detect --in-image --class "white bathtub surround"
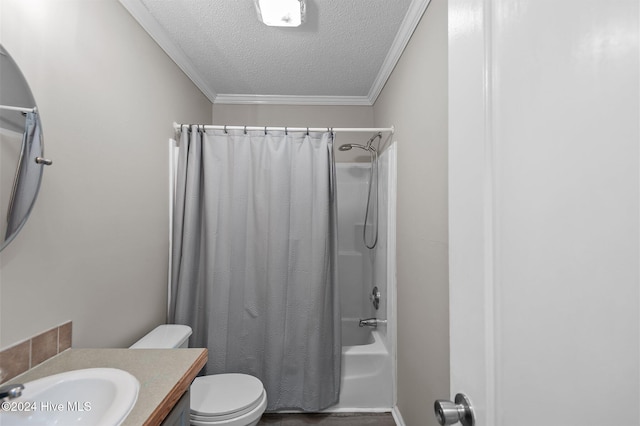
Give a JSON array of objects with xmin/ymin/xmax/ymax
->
[
  {"xmin": 336, "ymin": 163, "xmax": 376, "ymax": 321},
  {"xmin": 376, "ymin": 143, "xmax": 397, "ymax": 358},
  {"xmin": 330, "ymin": 142, "xmax": 397, "ymax": 412}
]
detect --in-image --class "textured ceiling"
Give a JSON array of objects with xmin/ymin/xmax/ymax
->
[{"xmin": 120, "ymin": 0, "xmax": 429, "ymax": 105}]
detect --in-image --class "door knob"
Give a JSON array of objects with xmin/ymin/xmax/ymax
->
[{"xmin": 434, "ymin": 393, "xmax": 475, "ymax": 426}]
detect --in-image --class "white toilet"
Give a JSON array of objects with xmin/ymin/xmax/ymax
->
[{"xmin": 130, "ymin": 325, "xmax": 267, "ymax": 426}]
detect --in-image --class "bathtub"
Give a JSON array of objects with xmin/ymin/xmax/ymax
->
[{"xmin": 327, "ymin": 319, "xmax": 394, "ymax": 411}]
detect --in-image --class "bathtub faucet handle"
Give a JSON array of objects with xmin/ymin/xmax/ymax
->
[{"xmin": 370, "ymin": 286, "xmax": 381, "ymax": 310}]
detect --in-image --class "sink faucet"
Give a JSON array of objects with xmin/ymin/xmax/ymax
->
[
  {"xmin": 0, "ymin": 383, "xmax": 24, "ymax": 400},
  {"xmin": 359, "ymin": 318, "xmax": 387, "ymax": 328}
]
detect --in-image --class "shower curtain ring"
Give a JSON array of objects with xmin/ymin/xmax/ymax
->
[
  {"xmin": 224, "ymin": 125, "xmax": 228, "ymax": 134},
  {"xmin": 285, "ymin": 127, "xmax": 288, "ymax": 135},
  {"xmin": 306, "ymin": 127, "xmax": 309, "ymax": 136},
  {"xmin": 244, "ymin": 126, "xmax": 247, "ymax": 135},
  {"xmin": 265, "ymin": 126, "xmax": 267, "ymax": 135}
]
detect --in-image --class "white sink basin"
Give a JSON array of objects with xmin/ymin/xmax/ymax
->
[{"xmin": 0, "ymin": 368, "xmax": 139, "ymax": 426}]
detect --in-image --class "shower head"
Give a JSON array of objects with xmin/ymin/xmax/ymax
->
[
  {"xmin": 338, "ymin": 133, "xmax": 382, "ymax": 153},
  {"xmin": 338, "ymin": 143, "xmax": 369, "ymax": 152}
]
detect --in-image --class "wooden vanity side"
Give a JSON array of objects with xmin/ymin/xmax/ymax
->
[{"xmin": 144, "ymin": 348, "xmax": 207, "ymax": 425}]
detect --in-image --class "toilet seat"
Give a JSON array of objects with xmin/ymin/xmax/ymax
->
[{"xmin": 190, "ymin": 373, "xmax": 266, "ymax": 423}]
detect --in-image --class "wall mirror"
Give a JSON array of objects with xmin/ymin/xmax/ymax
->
[{"xmin": 0, "ymin": 44, "xmax": 50, "ymax": 251}]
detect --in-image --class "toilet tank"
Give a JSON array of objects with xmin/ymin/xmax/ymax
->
[{"xmin": 130, "ymin": 324, "xmax": 192, "ymax": 349}]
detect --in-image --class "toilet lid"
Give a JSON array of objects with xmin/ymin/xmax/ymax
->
[{"xmin": 190, "ymin": 374, "xmax": 265, "ymax": 418}]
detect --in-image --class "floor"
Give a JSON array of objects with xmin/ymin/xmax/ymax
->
[{"xmin": 258, "ymin": 413, "xmax": 397, "ymax": 426}]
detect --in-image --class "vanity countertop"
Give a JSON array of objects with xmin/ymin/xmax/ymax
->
[{"xmin": 6, "ymin": 348, "xmax": 208, "ymax": 425}]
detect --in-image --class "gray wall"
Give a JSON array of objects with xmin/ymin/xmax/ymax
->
[
  {"xmin": 373, "ymin": 0, "xmax": 449, "ymax": 424},
  {"xmin": 0, "ymin": 0, "xmax": 212, "ymax": 349}
]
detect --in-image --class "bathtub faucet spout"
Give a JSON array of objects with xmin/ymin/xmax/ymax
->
[{"xmin": 358, "ymin": 318, "xmax": 386, "ymax": 328}]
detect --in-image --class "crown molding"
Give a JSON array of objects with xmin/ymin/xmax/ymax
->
[
  {"xmin": 213, "ymin": 94, "xmax": 373, "ymax": 106},
  {"xmin": 118, "ymin": 0, "xmax": 218, "ymax": 103},
  {"xmin": 367, "ymin": 0, "xmax": 432, "ymax": 105}
]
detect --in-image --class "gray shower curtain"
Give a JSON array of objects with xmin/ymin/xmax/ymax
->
[{"xmin": 169, "ymin": 127, "xmax": 340, "ymax": 411}]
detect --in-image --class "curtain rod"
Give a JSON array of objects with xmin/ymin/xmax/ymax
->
[
  {"xmin": 173, "ymin": 122, "xmax": 394, "ymax": 134},
  {"xmin": 0, "ymin": 105, "xmax": 37, "ymax": 113}
]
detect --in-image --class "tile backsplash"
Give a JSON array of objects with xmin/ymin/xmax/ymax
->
[{"xmin": 0, "ymin": 321, "xmax": 72, "ymax": 383}]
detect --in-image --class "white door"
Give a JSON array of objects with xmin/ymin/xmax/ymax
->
[{"xmin": 446, "ymin": 1, "xmax": 639, "ymax": 425}]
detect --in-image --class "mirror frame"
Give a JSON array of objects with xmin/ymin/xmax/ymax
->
[{"xmin": 0, "ymin": 44, "xmax": 47, "ymax": 251}]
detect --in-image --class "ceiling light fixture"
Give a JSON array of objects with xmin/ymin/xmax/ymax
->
[{"xmin": 255, "ymin": 0, "xmax": 305, "ymax": 27}]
